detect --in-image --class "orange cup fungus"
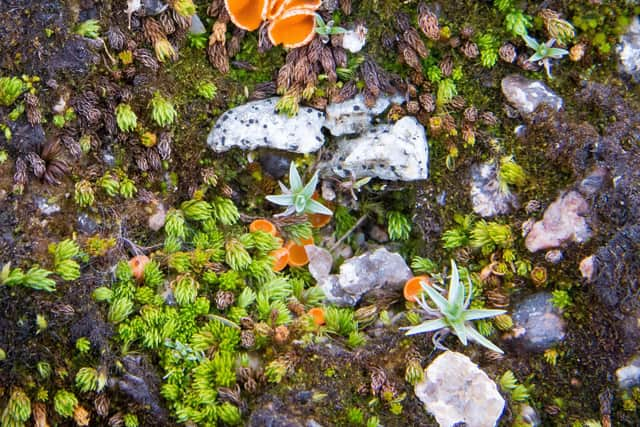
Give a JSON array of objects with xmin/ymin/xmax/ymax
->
[
  {"xmin": 308, "ymin": 307, "xmax": 325, "ymax": 325},
  {"xmin": 249, "ymin": 218, "xmax": 278, "ymax": 236},
  {"xmin": 129, "ymin": 255, "xmax": 150, "ymax": 281},
  {"xmin": 285, "ymin": 238, "xmax": 313, "ymax": 267},
  {"xmin": 224, "ymin": 0, "xmax": 321, "ymax": 48},
  {"xmin": 403, "ymin": 275, "xmax": 431, "ymax": 302},
  {"xmin": 309, "ymin": 212, "xmax": 332, "ymax": 228},
  {"xmin": 269, "ymin": 247, "xmax": 290, "ymax": 272}
]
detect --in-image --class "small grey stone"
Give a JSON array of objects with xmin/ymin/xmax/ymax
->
[
  {"xmin": 34, "ymin": 196, "xmax": 61, "ymax": 216},
  {"xmin": 501, "ymin": 74, "xmax": 563, "ymax": 115},
  {"xmin": 511, "ymin": 293, "xmax": 566, "ymax": 352},
  {"xmin": 189, "ymin": 14, "xmax": 206, "ymax": 35},
  {"xmin": 618, "ymin": 16, "xmax": 640, "ymax": 81},
  {"xmin": 306, "ymin": 245, "xmax": 333, "ymax": 282},
  {"xmin": 142, "ymin": 0, "xmax": 168, "ymax": 15},
  {"xmin": 259, "ymin": 152, "xmax": 291, "ymax": 180},
  {"xmin": 415, "ymin": 351, "xmax": 505, "ymax": 427},
  {"xmin": 76, "ymin": 213, "xmax": 98, "ymax": 235},
  {"xmin": 207, "ymin": 98, "xmax": 325, "ymax": 154},
  {"xmin": 616, "ymin": 356, "xmax": 640, "ymax": 389},
  {"xmin": 318, "ymin": 248, "xmax": 411, "ymax": 306},
  {"xmin": 470, "ymin": 162, "xmax": 518, "ymax": 218},
  {"xmin": 525, "ymin": 191, "xmax": 591, "ymax": 252}
]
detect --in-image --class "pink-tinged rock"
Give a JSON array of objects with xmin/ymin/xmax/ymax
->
[
  {"xmin": 525, "ymin": 191, "xmax": 591, "ymax": 253},
  {"xmin": 579, "ymin": 255, "xmax": 595, "ymax": 281}
]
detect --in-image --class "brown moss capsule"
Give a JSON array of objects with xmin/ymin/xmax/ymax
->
[
  {"xmin": 407, "ymin": 100, "xmax": 420, "ymax": 115},
  {"xmin": 339, "ymin": 0, "xmax": 352, "ymax": 15},
  {"xmin": 398, "ymin": 42, "xmax": 422, "ymax": 71},
  {"xmin": 207, "ymin": 41, "xmax": 229, "ymax": 74},
  {"xmin": 134, "ymin": 48, "xmax": 159, "ymax": 72},
  {"xmin": 460, "ymin": 25, "xmax": 475, "ymax": 39},
  {"xmin": 362, "ymin": 59, "xmax": 381, "ymax": 97},
  {"xmin": 450, "ymin": 95, "xmax": 466, "ymax": 109},
  {"xmin": 439, "ymin": 55, "xmax": 454, "ymax": 76},
  {"xmin": 215, "ymin": 290, "xmax": 235, "ymax": 310},
  {"xmin": 463, "ymin": 105, "xmax": 478, "ymax": 122},
  {"xmin": 419, "ymin": 92, "xmax": 435, "ymax": 112},
  {"xmin": 405, "ymin": 28, "xmax": 429, "ymax": 59},
  {"xmin": 24, "ymin": 92, "xmax": 42, "ymax": 125},
  {"xmin": 460, "ymin": 40, "xmax": 479, "ymax": 58},
  {"xmin": 159, "ymin": 11, "xmax": 176, "ymax": 35},
  {"xmin": 499, "ymin": 43, "xmax": 517, "ymax": 63},
  {"xmin": 418, "ymin": 3, "xmax": 440, "ymax": 40}
]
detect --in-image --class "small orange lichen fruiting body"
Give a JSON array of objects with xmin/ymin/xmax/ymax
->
[
  {"xmin": 224, "ymin": 0, "xmax": 268, "ymax": 31},
  {"xmin": 308, "ymin": 307, "xmax": 325, "ymax": 325},
  {"xmin": 129, "ymin": 255, "xmax": 150, "ymax": 281},
  {"xmin": 403, "ymin": 275, "xmax": 431, "ymax": 302},
  {"xmin": 225, "ymin": 0, "xmax": 322, "ymax": 48},
  {"xmin": 270, "ymin": 247, "xmax": 290, "ymax": 272},
  {"xmin": 285, "ymin": 238, "xmax": 313, "ymax": 267},
  {"xmin": 249, "ymin": 218, "xmax": 278, "ymax": 236}
]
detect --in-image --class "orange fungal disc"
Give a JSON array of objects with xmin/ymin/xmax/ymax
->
[
  {"xmin": 282, "ymin": 0, "xmax": 322, "ymax": 11},
  {"xmin": 270, "ymin": 247, "xmax": 290, "ymax": 272},
  {"xmin": 129, "ymin": 255, "xmax": 150, "ymax": 282},
  {"xmin": 309, "ymin": 212, "xmax": 332, "ymax": 228},
  {"xmin": 403, "ymin": 275, "xmax": 431, "ymax": 302},
  {"xmin": 285, "ymin": 240, "xmax": 311, "ymax": 267},
  {"xmin": 268, "ymin": 9, "xmax": 317, "ymax": 48},
  {"xmin": 249, "ymin": 218, "xmax": 278, "ymax": 236},
  {"xmin": 265, "ymin": 0, "xmax": 288, "ymax": 20},
  {"xmin": 224, "ymin": 0, "xmax": 268, "ymax": 31},
  {"xmin": 308, "ymin": 307, "xmax": 326, "ymax": 325}
]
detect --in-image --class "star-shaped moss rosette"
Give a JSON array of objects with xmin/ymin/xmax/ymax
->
[{"xmin": 266, "ymin": 162, "xmax": 332, "ymax": 217}]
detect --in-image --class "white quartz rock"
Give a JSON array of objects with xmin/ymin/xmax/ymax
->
[
  {"xmin": 415, "ymin": 351, "xmax": 505, "ymax": 427},
  {"xmin": 330, "ymin": 116, "xmax": 429, "ymax": 181},
  {"xmin": 207, "ymin": 98, "xmax": 325, "ymax": 153}
]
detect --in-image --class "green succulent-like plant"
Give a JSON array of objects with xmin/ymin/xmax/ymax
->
[
  {"xmin": 404, "ymin": 260, "xmax": 506, "ymax": 353},
  {"xmin": 149, "ymin": 91, "xmax": 177, "ymax": 128},
  {"xmin": 0, "ymin": 76, "xmax": 25, "ymax": 107},
  {"xmin": 116, "ymin": 103, "xmax": 137, "ymax": 132},
  {"xmin": 266, "ymin": 162, "xmax": 332, "ymax": 217},
  {"xmin": 74, "ymin": 19, "xmax": 101, "ymax": 39},
  {"xmin": 522, "ymin": 34, "xmax": 569, "ymax": 78}
]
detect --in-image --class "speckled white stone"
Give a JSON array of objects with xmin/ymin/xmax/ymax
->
[
  {"xmin": 330, "ymin": 116, "xmax": 429, "ymax": 181},
  {"xmin": 207, "ymin": 98, "xmax": 325, "ymax": 153}
]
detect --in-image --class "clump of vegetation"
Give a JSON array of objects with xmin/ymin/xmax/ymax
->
[
  {"xmin": 74, "ymin": 19, "xmax": 101, "ymax": 39},
  {"xmin": 404, "ymin": 260, "xmax": 506, "ymax": 353},
  {"xmin": 149, "ymin": 91, "xmax": 177, "ymax": 127},
  {"xmin": 266, "ymin": 162, "xmax": 332, "ymax": 216},
  {"xmin": 116, "ymin": 103, "xmax": 137, "ymax": 132},
  {"xmin": 0, "ymin": 76, "xmax": 25, "ymax": 106}
]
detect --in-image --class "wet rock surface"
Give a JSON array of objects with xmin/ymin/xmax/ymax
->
[
  {"xmin": 470, "ymin": 162, "xmax": 518, "ymax": 218},
  {"xmin": 414, "ymin": 351, "xmax": 505, "ymax": 427},
  {"xmin": 327, "ymin": 116, "xmax": 429, "ymax": 181},
  {"xmin": 207, "ymin": 98, "xmax": 326, "ymax": 153},
  {"xmin": 511, "ymin": 293, "xmax": 566, "ymax": 352},
  {"xmin": 501, "ymin": 74, "xmax": 563, "ymax": 115}
]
